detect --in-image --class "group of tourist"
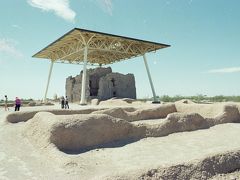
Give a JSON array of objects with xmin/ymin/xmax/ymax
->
[
  {"xmin": 3, "ymin": 95, "xmax": 70, "ymax": 111},
  {"xmin": 60, "ymin": 96, "xmax": 69, "ymax": 109},
  {"xmin": 4, "ymin": 95, "xmax": 21, "ymax": 111}
]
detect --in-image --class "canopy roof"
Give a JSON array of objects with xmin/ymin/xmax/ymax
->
[{"xmin": 33, "ymin": 28, "xmax": 170, "ymax": 65}]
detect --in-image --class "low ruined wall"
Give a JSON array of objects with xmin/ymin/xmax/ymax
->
[
  {"xmin": 5, "ymin": 108, "xmax": 106, "ymax": 123},
  {"xmin": 8, "ymin": 103, "xmax": 240, "ymax": 154},
  {"xmin": 24, "ymin": 112, "xmax": 145, "ymax": 153},
  {"xmin": 50, "ymin": 114, "xmax": 145, "ymax": 153},
  {"xmin": 91, "ymin": 103, "xmax": 177, "ymax": 121}
]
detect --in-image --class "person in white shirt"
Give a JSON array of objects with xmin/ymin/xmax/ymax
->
[{"xmin": 65, "ymin": 96, "xmax": 69, "ymax": 109}]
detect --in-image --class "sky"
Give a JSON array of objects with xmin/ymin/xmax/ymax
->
[{"xmin": 0, "ymin": 0, "xmax": 240, "ymax": 100}]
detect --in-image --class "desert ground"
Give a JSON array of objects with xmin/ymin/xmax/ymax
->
[{"xmin": 1, "ymin": 99, "xmax": 240, "ymax": 180}]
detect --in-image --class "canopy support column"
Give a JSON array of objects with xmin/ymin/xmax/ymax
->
[
  {"xmin": 143, "ymin": 54, "xmax": 160, "ymax": 103},
  {"xmin": 80, "ymin": 46, "xmax": 88, "ymax": 105},
  {"xmin": 43, "ymin": 60, "xmax": 54, "ymax": 102}
]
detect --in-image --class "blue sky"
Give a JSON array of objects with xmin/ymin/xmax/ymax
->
[{"xmin": 0, "ymin": 0, "xmax": 240, "ymax": 100}]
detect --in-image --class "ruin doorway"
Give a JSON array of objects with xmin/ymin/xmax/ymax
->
[{"xmin": 89, "ymin": 79, "xmax": 98, "ymax": 96}]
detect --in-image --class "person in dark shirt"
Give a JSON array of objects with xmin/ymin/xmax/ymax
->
[
  {"xmin": 65, "ymin": 96, "xmax": 69, "ymax": 109},
  {"xmin": 60, "ymin": 96, "xmax": 65, "ymax": 109}
]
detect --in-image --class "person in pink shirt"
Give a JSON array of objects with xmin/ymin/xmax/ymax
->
[{"xmin": 15, "ymin": 97, "xmax": 21, "ymax": 111}]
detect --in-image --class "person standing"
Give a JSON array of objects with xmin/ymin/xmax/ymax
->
[
  {"xmin": 15, "ymin": 97, "xmax": 21, "ymax": 111},
  {"xmin": 60, "ymin": 96, "xmax": 65, "ymax": 109},
  {"xmin": 65, "ymin": 96, "xmax": 69, "ymax": 109},
  {"xmin": 4, "ymin": 95, "xmax": 9, "ymax": 111}
]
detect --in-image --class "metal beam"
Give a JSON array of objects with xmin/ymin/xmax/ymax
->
[
  {"xmin": 43, "ymin": 60, "xmax": 54, "ymax": 102},
  {"xmin": 54, "ymin": 47, "xmax": 85, "ymax": 61},
  {"xmin": 80, "ymin": 46, "xmax": 88, "ymax": 105},
  {"xmin": 143, "ymin": 54, "xmax": 159, "ymax": 103}
]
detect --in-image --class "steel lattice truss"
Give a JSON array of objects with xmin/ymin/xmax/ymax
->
[{"xmin": 33, "ymin": 28, "xmax": 170, "ymax": 65}]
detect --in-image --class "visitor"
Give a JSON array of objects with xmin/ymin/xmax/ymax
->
[
  {"xmin": 65, "ymin": 96, "xmax": 69, "ymax": 109},
  {"xmin": 4, "ymin": 95, "xmax": 9, "ymax": 111},
  {"xmin": 60, "ymin": 96, "xmax": 65, "ymax": 109},
  {"xmin": 15, "ymin": 97, "xmax": 21, "ymax": 111}
]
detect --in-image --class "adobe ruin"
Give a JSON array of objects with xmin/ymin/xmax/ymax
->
[{"xmin": 66, "ymin": 67, "xmax": 136, "ymax": 102}]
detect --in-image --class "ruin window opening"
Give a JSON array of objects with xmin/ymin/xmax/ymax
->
[
  {"xmin": 111, "ymin": 78, "xmax": 115, "ymax": 87},
  {"xmin": 89, "ymin": 80, "xmax": 92, "ymax": 88},
  {"xmin": 89, "ymin": 80, "xmax": 93, "ymax": 96},
  {"xmin": 113, "ymin": 91, "xmax": 117, "ymax": 97}
]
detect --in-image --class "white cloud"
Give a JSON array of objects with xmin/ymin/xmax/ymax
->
[
  {"xmin": 207, "ymin": 67, "xmax": 240, "ymax": 73},
  {"xmin": 27, "ymin": 0, "xmax": 76, "ymax": 22},
  {"xmin": 11, "ymin": 24, "xmax": 22, "ymax": 29},
  {"xmin": 0, "ymin": 38, "xmax": 23, "ymax": 58},
  {"xmin": 97, "ymin": 0, "xmax": 113, "ymax": 16}
]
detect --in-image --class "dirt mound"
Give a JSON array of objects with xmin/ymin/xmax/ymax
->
[
  {"xmin": 26, "ymin": 101, "xmax": 54, "ymax": 107},
  {"xmin": 121, "ymin": 98, "xmax": 135, "ymax": 103},
  {"xmin": 51, "ymin": 115, "xmax": 145, "ymax": 153},
  {"xmin": 91, "ymin": 107, "xmax": 135, "ymax": 121},
  {"xmin": 145, "ymin": 104, "xmax": 240, "ymax": 137},
  {"xmin": 44, "ymin": 102, "xmax": 54, "ymax": 106},
  {"xmin": 213, "ymin": 104, "xmax": 240, "ymax": 125},
  {"xmin": 146, "ymin": 112, "xmax": 209, "ymax": 137},
  {"xmin": 28, "ymin": 101, "xmax": 36, "ymax": 106},
  {"xmin": 176, "ymin": 99, "xmax": 195, "ymax": 104},
  {"xmin": 210, "ymin": 170, "xmax": 240, "ymax": 179},
  {"xmin": 24, "ymin": 112, "xmax": 145, "ymax": 153},
  {"xmin": 4, "ymin": 103, "xmax": 175, "ymax": 126},
  {"xmin": 98, "ymin": 98, "xmax": 146, "ymax": 106},
  {"xmin": 3, "ymin": 102, "xmax": 240, "ymax": 179},
  {"xmin": 24, "ymin": 110, "xmax": 212, "ymax": 154},
  {"xmin": 132, "ymin": 104, "xmax": 177, "ymax": 120},
  {"xmin": 92, "ymin": 103, "xmax": 177, "ymax": 121},
  {"xmin": 138, "ymin": 150, "xmax": 240, "ymax": 180},
  {"xmin": 9, "ymin": 103, "xmax": 240, "ymax": 156},
  {"xmin": 99, "ymin": 99, "xmax": 131, "ymax": 106},
  {"xmin": 24, "ymin": 112, "xmax": 56, "ymax": 150},
  {"xmin": 25, "ymin": 109, "xmax": 239, "ymax": 154},
  {"xmin": 91, "ymin": 98, "xmax": 100, "ymax": 105},
  {"xmin": 175, "ymin": 102, "xmax": 223, "ymax": 118}
]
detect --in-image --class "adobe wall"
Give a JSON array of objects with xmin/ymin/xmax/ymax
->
[{"xmin": 98, "ymin": 73, "xmax": 136, "ymax": 100}]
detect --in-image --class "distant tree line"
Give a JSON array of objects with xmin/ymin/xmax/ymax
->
[
  {"xmin": 139, "ymin": 94, "xmax": 240, "ymax": 103},
  {"xmin": 0, "ymin": 98, "xmax": 34, "ymax": 104},
  {"xmin": 2, "ymin": 95, "xmax": 240, "ymax": 104}
]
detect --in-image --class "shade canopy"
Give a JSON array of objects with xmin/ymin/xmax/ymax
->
[{"xmin": 33, "ymin": 28, "xmax": 170, "ymax": 65}]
